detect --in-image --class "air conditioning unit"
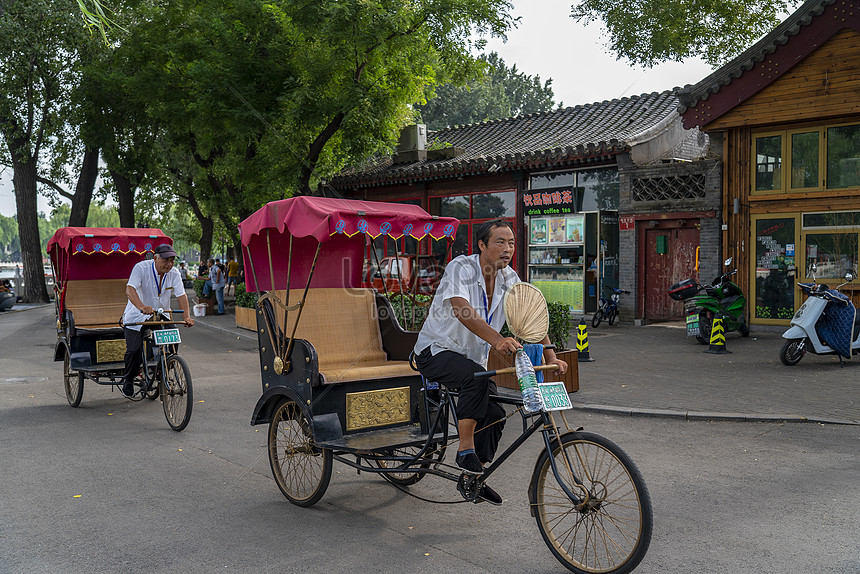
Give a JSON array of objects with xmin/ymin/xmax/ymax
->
[{"xmin": 397, "ymin": 124, "xmax": 427, "ymax": 152}]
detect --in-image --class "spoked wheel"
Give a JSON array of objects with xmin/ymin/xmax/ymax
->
[
  {"xmin": 592, "ymin": 310, "xmax": 603, "ymax": 328},
  {"xmin": 63, "ymin": 350, "xmax": 84, "ymax": 407},
  {"xmin": 530, "ymin": 431, "xmax": 652, "ymax": 574},
  {"xmin": 373, "ymin": 445, "xmax": 440, "ymax": 487},
  {"xmin": 780, "ymin": 338, "xmax": 806, "ymax": 366},
  {"xmin": 696, "ymin": 312, "xmax": 712, "ymax": 345},
  {"xmin": 608, "ymin": 309, "xmax": 618, "ymax": 326},
  {"xmin": 268, "ymin": 398, "xmax": 332, "ymax": 507},
  {"xmin": 160, "ymin": 355, "xmax": 192, "ymax": 431}
]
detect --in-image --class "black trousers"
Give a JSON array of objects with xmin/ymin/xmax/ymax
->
[
  {"xmin": 123, "ymin": 327, "xmax": 144, "ymax": 385},
  {"xmin": 415, "ymin": 347, "xmax": 505, "ymax": 464}
]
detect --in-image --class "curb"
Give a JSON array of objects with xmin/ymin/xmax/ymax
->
[
  {"xmin": 193, "ymin": 316, "xmax": 257, "ymax": 341},
  {"xmin": 0, "ymin": 303, "xmax": 52, "ymax": 314},
  {"xmin": 568, "ymin": 401, "xmax": 859, "ymax": 426}
]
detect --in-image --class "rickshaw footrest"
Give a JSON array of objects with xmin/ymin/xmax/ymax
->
[{"xmin": 317, "ymin": 427, "xmax": 447, "ymax": 453}]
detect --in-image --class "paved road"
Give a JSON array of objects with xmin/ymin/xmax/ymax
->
[{"xmin": 1, "ymin": 307, "xmax": 859, "ymax": 574}]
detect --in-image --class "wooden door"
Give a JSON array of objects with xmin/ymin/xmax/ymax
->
[{"xmin": 644, "ymin": 226, "xmax": 700, "ymax": 320}]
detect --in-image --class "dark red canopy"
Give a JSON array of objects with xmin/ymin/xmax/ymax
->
[
  {"xmin": 47, "ymin": 227, "xmax": 172, "ymax": 284},
  {"xmin": 238, "ymin": 197, "xmax": 459, "ymax": 291}
]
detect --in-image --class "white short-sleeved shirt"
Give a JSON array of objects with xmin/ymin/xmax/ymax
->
[
  {"xmin": 123, "ymin": 260, "xmax": 186, "ymax": 331},
  {"xmin": 414, "ymin": 254, "xmax": 520, "ymax": 368}
]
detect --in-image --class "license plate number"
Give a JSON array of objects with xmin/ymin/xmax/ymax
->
[
  {"xmin": 685, "ymin": 314, "xmax": 700, "ymax": 337},
  {"xmin": 154, "ymin": 328, "xmax": 181, "ymax": 346},
  {"xmin": 537, "ymin": 382, "xmax": 573, "ymax": 412}
]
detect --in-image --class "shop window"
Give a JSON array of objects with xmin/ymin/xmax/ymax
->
[
  {"xmin": 804, "ymin": 233, "xmax": 858, "ymax": 280},
  {"xmin": 579, "ymin": 169, "xmax": 619, "ymax": 210},
  {"xmin": 438, "ymin": 195, "xmax": 470, "ymax": 219},
  {"xmin": 752, "ymin": 216, "xmax": 797, "ymax": 321},
  {"xmin": 754, "ymin": 135, "xmax": 782, "ymax": 192},
  {"xmin": 530, "ymin": 172, "xmax": 575, "ymax": 190},
  {"xmin": 826, "ymin": 124, "xmax": 860, "ymax": 189},
  {"xmin": 802, "ymin": 210, "xmax": 860, "ymax": 281},
  {"xmin": 472, "ymin": 191, "xmax": 515, "ymax": 219},
  {"xmin": 752, "ymin": 123, "xmax": 860, "ymax": 193},
  {"xmin": 790, "ymin": 131, "xmax": 820, "ymax": 189}
]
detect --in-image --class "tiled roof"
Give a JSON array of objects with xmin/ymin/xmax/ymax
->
[
  {"xmin": 678, "ymin": 0, "xmax": 840, "ymax": 114},
  {"xmin": 331, "ymin": 89, "xmax": 683, "ymax": 189}
]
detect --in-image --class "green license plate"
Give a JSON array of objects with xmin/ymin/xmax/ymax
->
[
  {"xmin": 537, "ymin": 382, "xmax": 573, "ymax": 412},
  {"xmin": 685, "ymin": 314, "xmax": 699, "ymax": 337},
  {"xmin": 154, "ymin": 328, "xmax": 181, "ymax": 346}
]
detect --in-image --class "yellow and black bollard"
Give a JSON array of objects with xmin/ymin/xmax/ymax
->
[
  {"xmin": 577, "ymin": 318, "xmax": 595, "ymax": 362},
  {"xmin": 704, "ymin": 314, "xmax": 731, "ymax": 354}
]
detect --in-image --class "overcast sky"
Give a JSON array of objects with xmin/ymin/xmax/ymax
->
[{"xmin": 0, "ymin": 0, "xmax": 715, "ymax": 218}]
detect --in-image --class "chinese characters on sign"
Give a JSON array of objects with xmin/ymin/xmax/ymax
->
[
  {"xmin": 523, "ymin": 189, "xmax": 574, "ymax": 216},
  {"xmin": 620, "ymin": 216, "xmax": 634, "ymax": 231}
]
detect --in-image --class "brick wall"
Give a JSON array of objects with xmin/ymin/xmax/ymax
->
[{"xmin": 617, "ymin": 157, "xmax": 722, "ymax": 322}]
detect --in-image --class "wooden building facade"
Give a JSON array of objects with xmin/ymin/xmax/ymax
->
[{"xmin": 680, "ymin": 0, "xmax": 860, "ymax": 325}]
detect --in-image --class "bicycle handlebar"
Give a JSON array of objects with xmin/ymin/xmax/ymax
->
[{"xmin": 474, "ymin": 364, "xmax": 560, "ymax": 379}]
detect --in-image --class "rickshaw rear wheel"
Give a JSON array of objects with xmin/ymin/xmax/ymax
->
[
  {"xmin": 268, "ymin": 398, "xmax": 332, "ymax": 507},
  {"xmin": 160, "ymin": 355, "xmax": 192, "ymax": 431},
  {"xmin": 63, "ymin": 350, "xmax": 84, "ymax": 407},
  {"xmin": 530, "ymin": 431, "xmax": 652, "ymax": 574}
]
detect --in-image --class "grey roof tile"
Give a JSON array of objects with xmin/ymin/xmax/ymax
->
[{"xmin": 331, "ymin": 89, "xmax": 682, "ymax": 188}]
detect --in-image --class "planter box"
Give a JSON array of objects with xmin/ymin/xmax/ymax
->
[
  {"xmin": 487, "ymin": 348, "xmax": 579, "ymax": 394},
  {"xmin": 235, "ymin": 306, "xmax": 257, "ymax": 331}
]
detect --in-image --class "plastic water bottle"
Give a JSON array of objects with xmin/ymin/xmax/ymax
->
[{"xmin": 514, "ymin": 349, "xmax": 543, "ymax": 413}]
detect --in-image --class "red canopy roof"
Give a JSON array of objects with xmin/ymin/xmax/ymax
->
[
  {"xmin": 238, "ymin": 197, "xmax": 459, "ymax": 291},
  {"xmin": 47, "ymin": 227, "xmax": 171, "ymax": 256},
  {"xmin": 238, "ymin": 196, "xmax": 458, "ymax": 245},
  {"xmin": 48, "ymin": 227, "xmax": 172, "ymax": 284}
]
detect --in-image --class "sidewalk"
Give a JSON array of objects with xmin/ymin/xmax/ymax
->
[{"xmin": 190, "ymin": 303, "xmax": 859, "ymax": 425}]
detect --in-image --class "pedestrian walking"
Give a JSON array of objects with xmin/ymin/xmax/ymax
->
[
  {"xmin": 209, "ymin": 258, "xmax": 226, "ymax": 314},
  {"xmin": 226, "ymin": 256, "xmax": 239, "ymax": 295}
]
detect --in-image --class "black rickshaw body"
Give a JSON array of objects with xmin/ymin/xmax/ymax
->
[
  {"xmin": 240, "ymin": 197, "xmax": 458, "ymax": 448},
  {"xmin": 47, "ymin": 227, "xmax": 173, "ymax": 384}
]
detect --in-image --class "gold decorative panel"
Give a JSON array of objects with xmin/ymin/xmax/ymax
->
[
  {"xmin": 346, "ymin": 387, "xmax": 410, "ymax": 431},
  {"xmin": 96, "ymin": 339, "xmax": 126, "ymax": 363}
]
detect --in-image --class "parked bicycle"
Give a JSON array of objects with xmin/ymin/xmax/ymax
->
[{"xmin": 592, "ymin": 287, "xmax": 630, "ymax": 327}]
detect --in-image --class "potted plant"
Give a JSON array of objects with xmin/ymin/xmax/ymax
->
[{"xmin": 234, "ymin": 283, "xmax": 259, "ymax": 331}]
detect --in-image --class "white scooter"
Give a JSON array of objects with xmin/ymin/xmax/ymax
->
[{"xmin": 780, "ymin": 267, "xmax": 859, "ymax": 366}]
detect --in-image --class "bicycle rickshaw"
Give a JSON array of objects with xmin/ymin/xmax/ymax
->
[
  {"xmin": 48, "ymin": 227, "xmax": 193, "ymax": 431},
  {"xmin": 241, "ymin": 197, "xmax": 652, "ymax": 573}
]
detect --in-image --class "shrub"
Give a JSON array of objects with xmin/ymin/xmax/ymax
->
[
  {"xmin": 234, "ymin": 283, "xmax": 258, "ymax": 308},
  {"xmin": 546, "ymin": 300, "xmax": 573, "ymax": 350},
  {"xmin": 385, "ymin": 292, "xmax": 432, "ymax": 331},
  {"xmin": 193, "ymin": 278, "xmax": 206, "ymax": 297}
]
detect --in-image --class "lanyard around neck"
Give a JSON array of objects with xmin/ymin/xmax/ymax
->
[
  {"xmin": 482, "ymin": 287, "xmax": 494, "ymax": 326},
  {"xmin": 151, "ymin": 262, "xmax": 165, "ymax": 298}
]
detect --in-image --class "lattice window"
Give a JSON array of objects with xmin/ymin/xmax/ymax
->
[{"xmin": 632, "ymin": 174, "xmax": 706, "ymax": 202}]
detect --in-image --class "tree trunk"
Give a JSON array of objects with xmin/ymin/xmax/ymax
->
[
  {"xmin": 68, "ymin": 147, "xmax": 100, "ymax": 227},
  {"xmin": 183, "ymin": 186, "xmax": 213, "ymax": 262},
  {"xmin": 12, "ymin": 154, "xmax": 50, "ymax": 303},
  {"xmin": 111, "ymin": 170, "xmax": 136, "ymax": 227},
  {"xmin": 298, "ymin": 111, "xmax": 345, "ymax": 194}
]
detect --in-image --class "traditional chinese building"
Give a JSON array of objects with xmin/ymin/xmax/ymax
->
[
  {"xmin": 679, "ymin": 0, "xmax": 860, "ymax": 326},
  {"xmin": 329, "ymin": 89, "xmax": 714, "ymax": 318}
]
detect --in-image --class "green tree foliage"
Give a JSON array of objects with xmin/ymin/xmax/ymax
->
[
  {"xmin": 418, "ymin": 52, "xmax": 558, "ymax": 130},
  {"xmin": 0, "ymin": 214, "xmax": 20, "ymax": 261},
  {"xmin": 571, "ymin": 0, "xmax": 797, "ymax": 67}
]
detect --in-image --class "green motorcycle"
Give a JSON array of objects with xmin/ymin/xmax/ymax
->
[{"xmin": 671, "ymin": 258, "xmax": 750, "ymax": 345}]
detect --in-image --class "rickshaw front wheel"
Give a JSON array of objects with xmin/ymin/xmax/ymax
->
[
  {"xmin": 531, "ymin": 431, "xmax": 652, "ymax": 574},
  {"xmin": 160, "ymin": 355, "xmax": 193, "ymax": 431},
  {"xmin": 373, "ymin": 446, "xmax": 433, "ymax": 487},
  {"xmin": 63, "ymin": 350, "xmax": 84, "ymax": 407},
  {"xmin": 268, "ymin": 398, "xmax": 332, "ymax": 507}
]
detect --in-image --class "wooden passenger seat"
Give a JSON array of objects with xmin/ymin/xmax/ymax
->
[
  {"xmin": 63, "ymin": 279, "xmax": 129, "ymax": 330},
  {"xmin": 272, "ymin": 288, "xmax": 416, "ymax": 384}
]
